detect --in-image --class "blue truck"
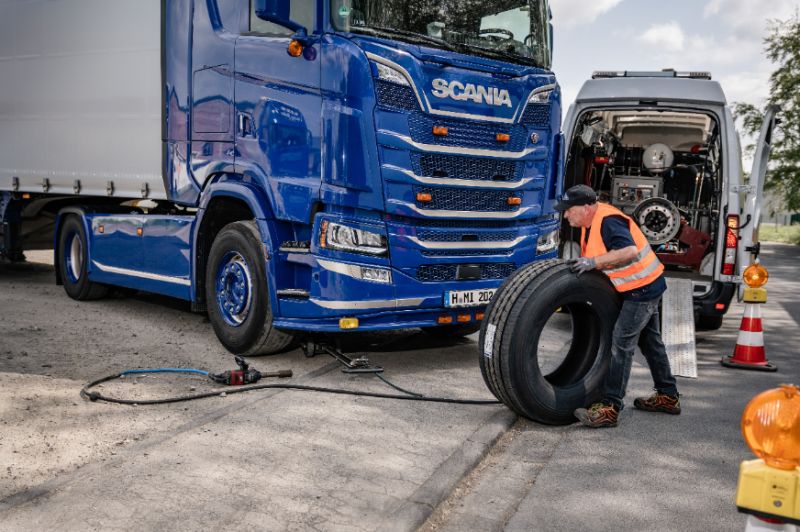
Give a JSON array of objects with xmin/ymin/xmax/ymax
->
[{"xmin": 0, "ymin": 0, "xmax": 562, "ymax": 355}]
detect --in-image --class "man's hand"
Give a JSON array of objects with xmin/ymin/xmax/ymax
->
[{"xmin": 569, "ymin": 257, "xmax": 596, "ymax": 276}]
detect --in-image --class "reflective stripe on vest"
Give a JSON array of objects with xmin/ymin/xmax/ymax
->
[{"xmin": 580, "ymin": 203, "xmax": 664, "ymax": 293}]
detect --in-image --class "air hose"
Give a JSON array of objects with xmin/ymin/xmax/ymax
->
[{"xmin": 80, "ymin": 365, "xmax": 500, "ymax": 407}]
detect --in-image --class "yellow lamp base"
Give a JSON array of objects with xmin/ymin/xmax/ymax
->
[{"xmin": 736, "ymin": 459, "xmax": 800, "ymax": 525}]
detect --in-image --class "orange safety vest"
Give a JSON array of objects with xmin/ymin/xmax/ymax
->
[{"xmin": 581, "ymin": 203, "xmax": 664, "ymax": 293}]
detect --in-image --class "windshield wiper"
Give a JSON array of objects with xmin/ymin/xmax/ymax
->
[
  {"xmin": 453, "ymin": 41, "xmax": 538, "ymax": 67},
  {"xmin": 348, "ymin": 25, "xmax": 456, "ymax": 51}
]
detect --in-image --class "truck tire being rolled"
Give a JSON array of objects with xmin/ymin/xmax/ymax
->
[{"xmin": 479, "ymin": 260, "xmax": 620, "ymax": 425}]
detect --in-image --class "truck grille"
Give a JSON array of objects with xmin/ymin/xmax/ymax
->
[
  {"xmin": 416, "ymin": 263, "xmax": 516, "ymax": 282},
  {"xmin": 417, "ymin": 229, "xmax": 517, "ymax": 242},
  {"xmin": 375, "ymin": 80, "xmax": 418, "ymax": 111},
  {"xmin": 411, "ymin": 153, "xmax": 523, "ymax": 182},
  {"xmin": 413, "ymin": 186, "xmax": 520, "ymax": 212},
  {"xmin": 409, "ymin": 113, "xmax": 527, "ymax": 151},
  {"xmin": 520, "ymin": 103, "xmax": 551, "ymax": 127}
]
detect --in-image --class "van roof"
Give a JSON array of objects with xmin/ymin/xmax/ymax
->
[{"xmin": 575, "ymin": 74, "xmax": 727, "ymax": 106}]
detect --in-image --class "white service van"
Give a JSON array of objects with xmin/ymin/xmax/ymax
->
[{"xmin": 561, "ymin": 70, "xmax": 778, "ymax": 329}]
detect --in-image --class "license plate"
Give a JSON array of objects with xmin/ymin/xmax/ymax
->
[{"xmin": 444, "ymin": 288, "xmax": 496, "ymax": 308}]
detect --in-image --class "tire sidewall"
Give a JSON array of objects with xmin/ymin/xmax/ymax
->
[
  {"xmin": 205, "ymin": 222, "xmax": 272, "ymax": 354},
  {"xmin": 58, "ymin": 216, "xmax": 91, "ymax": 299}
]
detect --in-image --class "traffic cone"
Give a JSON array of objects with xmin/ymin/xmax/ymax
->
[{"xmin": 721, "ymin": 302, "xmax": 777, "ymax": 371}]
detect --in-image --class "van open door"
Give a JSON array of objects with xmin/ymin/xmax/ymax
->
[{"xmin": 739, "ymin": 104, "xmax": 780, "ymax": 271}]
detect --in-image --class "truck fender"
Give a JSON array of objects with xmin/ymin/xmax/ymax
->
[
  {"xmin": 193, "ymin": 175, "xmax": 280, "ymax": 311},
  {"xmin": 53, "ymin": 207, "xmax": 92, "ymax": 286}
]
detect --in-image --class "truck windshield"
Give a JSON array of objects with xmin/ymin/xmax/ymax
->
[{"xmin": 330, "ymin": 0, "xmax": 551, "ymax": 69}]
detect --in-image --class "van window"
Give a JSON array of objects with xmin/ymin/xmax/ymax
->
[{"xmin": 249, "ymin": 0, "xmax": 315, "ymax": 36}]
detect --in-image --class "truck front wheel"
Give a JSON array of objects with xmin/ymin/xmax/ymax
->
[
  {"xmin": 205, "ymin": 221, "xmax": 294, "ymax": 355},
  {"xmin": 58, "ymin": 215, "xmax": 108, "ymax": 300}
]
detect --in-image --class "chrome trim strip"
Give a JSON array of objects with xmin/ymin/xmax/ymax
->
[
  {"xmin": 380, "ymin": 132, "xmax": 539, "ymax": 159},
  {"xmin": 425, "ymin": 107, "xmax": 517, "ymax": 124},
  {"xmin": 406, "ymin": 236, "xmax": 527, "ymax": 250},
  {"xmin": 316, "ymin": 258, "xmax": 363, "ymax": 279},
  {"xmin": 385, "ymin": 166, "xmax": 535, "ymax": 189},
  {"xmin": 279, "ymin": 246, "xmax": 310, "ymax": 253},
  {"xmin": 396, "ymin": 202, "xmax": 533, "ymax": 219},
  {"xmin": 309, "ymin": 297, "xmax": 425, "ymax": 310},
  {"xmin": 516, "ymin": 83, "xmax": 557, "ymax": 122},
  {"xmin": 92, "ymin": 261, "xmax": 191, "ymax": 286}
]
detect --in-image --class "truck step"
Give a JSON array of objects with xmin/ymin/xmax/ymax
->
[
  {"xmin": 662, "ymin": 277, "xmax": 697, "ymax": 378},
  {"xmin": 279, "ymin": 241, "xmax": 310, "ymax": 253},
  {"xmin": 277, "ymin": 289, "xmax": 310, "ymax": 299}
]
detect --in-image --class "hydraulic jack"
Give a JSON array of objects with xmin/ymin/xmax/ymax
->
[{"xmin": 301, "ymin": 341, "xmax": 383, "ymax": 374}]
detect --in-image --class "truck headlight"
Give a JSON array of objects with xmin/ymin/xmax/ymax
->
[
  {"xmin": 528, "ymin": 87, "xmax": 553, "ymax": 104},
  {"xmin": 536, "ymin": 230, "xmax": 559, "ymax": 254},
  {"xmin": 374, "ymin": 62, "xmax": 410, "ymax": 86},
  {"xmin": 320, "ymin": 221, "xmax": 388, "ymax": 256}
]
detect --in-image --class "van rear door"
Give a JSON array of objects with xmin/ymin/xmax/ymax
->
[{"xmin": 739, "ymin": 104, "xmax": 780, "ymax": 269}]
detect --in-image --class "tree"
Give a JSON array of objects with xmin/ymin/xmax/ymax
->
[{"xmin": 734, "ymin": 13, "xmax": 800, "ymax": 211}]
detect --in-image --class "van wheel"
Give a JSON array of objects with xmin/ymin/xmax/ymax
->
[
  {"xmin": 421, "ymin": 323, "xmax": 481, "ymax": 338},
  {"xmin": 205, "ymin": 221, "xmax": 294, "ymax": 355},
  {"xmin": 58, "ymin": 215, "xmax": 109, "ymax": 300},
  {"xmin": 696, "ymin": 314, "xmax": 723, "ymax": 331},
  {"xmin": 479, "ymin": 260, "xmax": 621, "ymax": 425}
]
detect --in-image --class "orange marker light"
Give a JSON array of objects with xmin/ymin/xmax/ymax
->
[
  {"xmin": 715, "ymin": 303, "xmax": 725, "ymax": 310},
  {"xmin": 432, "ymin": 126, "xmax": 449, "ymax": 136},
  {"xmin": 416, "ymin": 192, "xmax": 432, "ymax": 203},
  {"xmin": 741, "ymin": 384, "xmax": 800, "ymax": 470},
  {"xmin": 743, "ymin": 263, "xmax": 769, "ymax": 288},
  {"xmin": 438, "ymin": 315, "xmax": 453, "ymax": 325},
  {"xmin": 22, "ymin": 193, "xmax": 31, "ymax": 199},
  {"xmin": 319, "ymin": 220, "xmax": 329, "ymax": 248},
  {"xmin": 457, "ymin": 314, "xmax": 471, "ymax": 323},
  {"xmin": 287, "ymin": 40, "xmax": 304, "ymax": 57},
  {"xmin": 507, "ymin": 196, "xmax": 522, "ymax": 206},
  {"xmin": 496, "ymin": 133, "xmax": 510, "ymax": 142},
  {"xmin": 475, "ymin": 312, "xmax": 485, "ymax": 321}
]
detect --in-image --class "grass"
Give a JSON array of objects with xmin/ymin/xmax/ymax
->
[{"xmin": 758, "ymin": 224, "xmax": 800, "ymax": 245}]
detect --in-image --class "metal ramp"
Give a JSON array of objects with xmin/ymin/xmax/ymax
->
[{"xmin": 662, "ymin": 278, "xmax": 697, "ymax": 378}]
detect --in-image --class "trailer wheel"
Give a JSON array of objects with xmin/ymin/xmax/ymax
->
[
  {"xmin": 58, "ymin": 215, "xmax": 109, "ymax": 300},
  {"xmin": 206, "ymin": 221, "xmax": 294, "ymax": 355},
  {"xmin": 479, "ymin": 260, "xmax": 621, "ymax": 425}
]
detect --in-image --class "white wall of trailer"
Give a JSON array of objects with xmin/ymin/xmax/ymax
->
[{"xmin": 0, "ymin": 0, "xmax": 166, "ymax": 199}]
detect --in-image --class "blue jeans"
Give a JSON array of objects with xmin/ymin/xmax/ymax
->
[{"xmin": 602, "ymin": 297, "xmax": 679, "ymax": 410}]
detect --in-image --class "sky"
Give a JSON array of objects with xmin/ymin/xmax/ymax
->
[{"xmin": 549, "ymin": 0, "xmax": 800, "ymax": 111}]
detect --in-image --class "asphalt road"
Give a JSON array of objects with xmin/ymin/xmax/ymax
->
[{"xmin": 1, "ymin": 244, "xmax": 798, "ymax": 531}]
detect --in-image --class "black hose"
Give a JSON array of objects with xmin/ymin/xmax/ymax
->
[{"xmin": 80, "ymin": 373, "xmax": 500, "ymax": 406}]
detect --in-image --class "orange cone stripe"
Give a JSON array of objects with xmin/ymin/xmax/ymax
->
[{"xmin": 740, "ymin": 317, "xmax": 763, "ymax": 332}]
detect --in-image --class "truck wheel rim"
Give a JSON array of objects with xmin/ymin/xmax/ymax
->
[
  {"xmin": 65, "ymin": 232, "xmax": 82, "ymax": 283},
  {"xmin": 215, "ymin": 252, "xmax": 252, "ymax": 327}
]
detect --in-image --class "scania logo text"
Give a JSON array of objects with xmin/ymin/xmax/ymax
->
[{"xmin": 431, "ymin": 78, "xmax": 512, "ymax": 108}]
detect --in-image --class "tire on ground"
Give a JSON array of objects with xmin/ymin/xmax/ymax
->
[
  {"xmin": 205, "ymin": 220, "xmax": 294, "ymax": 356},
  {"xmin": 58, "ymin": 215, "xmax": 109, "ymax": 300},
  {"xmin": 696, "ymin": 313, "xmax": 724, "ymax": 331},
  {"xmin": 479, "ymin": 259, "xmax": 621, "ymax": 425},
  {"xmin": 421, "ymin": 323, "xmax": 481, "ymax": 338}
]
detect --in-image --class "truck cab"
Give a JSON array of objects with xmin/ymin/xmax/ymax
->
[{"xmin": 561, "ymin": 71, "xmax": 778, "ymax": 329}]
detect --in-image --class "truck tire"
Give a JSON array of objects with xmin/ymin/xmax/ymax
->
[
  {"xmin": 696, "ymin": 314, "xmax": 723, "ymax": 331},
  {"xmin": 205, "ymin": 220, "xmax": 294, "ymax": 356},
  {"xmin": 479, "ymin": 260, "xmax": 621, "ymax": 425},
  {"xmin": 58, "ymin": 215, "xmax": 109, "ymax": 300},
  {"xmin": 421, "ymin": 323, "xmax": 481, "ymax": 338}
]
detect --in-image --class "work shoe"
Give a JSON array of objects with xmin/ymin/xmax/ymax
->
[
  {"xmin": 633, "ymin": 392, "xmax": 681, "ymax": 415},
  {"xmin": 574, "ymin": 402, "xmax": 619, "ymax": 428}
]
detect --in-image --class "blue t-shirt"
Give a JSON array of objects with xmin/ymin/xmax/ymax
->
[{"xmin": 585, "ymin": 215, "xmax": 666, "ymax": 301}]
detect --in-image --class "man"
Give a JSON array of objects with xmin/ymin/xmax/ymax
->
[{"xmin": 556, "ymin": 184, "xmax": 680, "ymax": 428}]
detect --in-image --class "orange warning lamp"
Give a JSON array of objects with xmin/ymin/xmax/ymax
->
[
  {"xmin": 743, "ymin": 263, "xmax": 769, "ymax": 288},
  {"xmin": 741, "ymin": 384, "xmax": 800, "ymax": 471}
]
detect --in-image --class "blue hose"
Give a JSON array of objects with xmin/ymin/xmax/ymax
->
[{"xmin": 121, "ymin": 368, "xmax": 209, "ymax": 377}]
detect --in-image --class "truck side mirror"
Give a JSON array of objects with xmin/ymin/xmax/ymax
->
[{"xmin": 254, "ymin": 0, "xmax": 306, "ymax": 34}]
